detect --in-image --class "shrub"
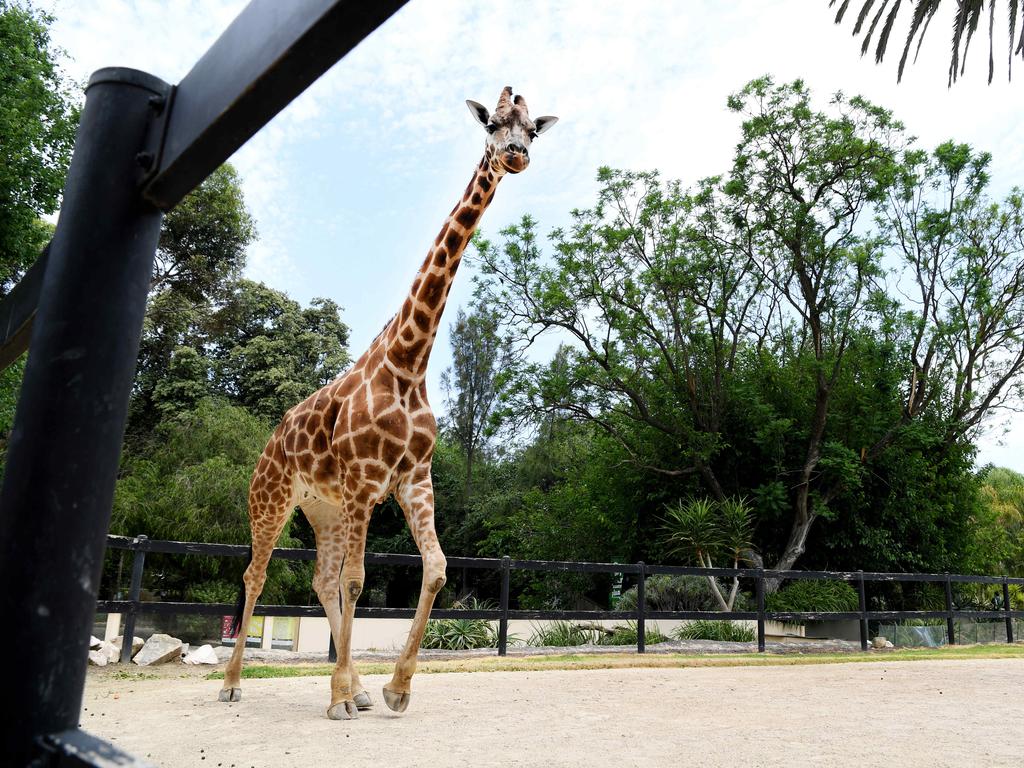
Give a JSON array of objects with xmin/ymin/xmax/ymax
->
[
  {"xmin": 673, "ymin": 620, "xmax": 755, "ymax": 642},
  {"xmin": 597, "ymin": 621, "xmax": 668, "ymax": 646},
  {"xmin": 528, "ymin": 620, "xmax": 599, "ymax": 647},
  {"xmin": 420, "ymin": 598, "xmax": 497, "ymax": 650},
  {"xmin": 766, "ymin": 579, "xmax": 859, "ymax": 613},
  {"xmin": 618, "ymin": 575, "xmax": 753, "ymax": 613}
]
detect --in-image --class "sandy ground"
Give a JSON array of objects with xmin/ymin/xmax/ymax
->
[{"xmin": 82, "ymin": 659, "xmax": 1023, "ymax": 768}]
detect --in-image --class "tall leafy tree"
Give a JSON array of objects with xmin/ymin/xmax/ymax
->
[
  {"xmin": 0, "ymin": 0, "xmax": 78, "ymax": 293},
  {"xmin": 441, "ymin": 305, "xmax": 506, "ymax": 501}
]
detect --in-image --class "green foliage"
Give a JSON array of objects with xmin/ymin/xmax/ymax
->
[
  {"xmin": 968, "ymin": 467, "xmax": 1024, "ymax": 577},
  {"xmin": 618, "ymin": 575, "xmax": 750, "ymax": 613},
  {"xmin": 420, "ymin": 599, "xmax": 499, "ymax": 650},
  {"xmin": 673, "ymin": 620, "xmax": 755, "ymax": 642},
  {"xmin": 0, "ymin": 1, "xmax": 78, "ymax": 291},
  {"xmin": 766, "ymin": 579, "xmax": 859, "ymax": 613},
  {"xmin": 109, "ymin": 398, "xmax": 310, "ymax": 604},
  {"xmin": 596, "ymin": 621, "xmax": 667, "ymax": 646},
  {"xmin": 528, "ymin": 621, "xmax": 599, "ymax": 647}
]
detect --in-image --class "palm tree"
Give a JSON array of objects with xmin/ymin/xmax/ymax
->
[{"xmin": 830, "ymin": 0, "xmax": 1024, "ymax": 84}]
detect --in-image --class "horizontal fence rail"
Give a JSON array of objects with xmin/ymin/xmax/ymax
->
[{"xmin": 102, "ymin": 535, "xmax": 1024, "ymax": 658}]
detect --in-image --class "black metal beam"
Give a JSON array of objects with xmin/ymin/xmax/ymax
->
[
  {"xmin": 0, "ymin": 244, "xmax": 49, "ymax": 370},
  {"xmin": 143, "ymin": 0, "xmax": 408, "ymax": 209}
]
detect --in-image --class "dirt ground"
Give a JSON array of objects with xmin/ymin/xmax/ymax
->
[{"xmin": 82, "ymin": 658, "xmax": 1023, "ymax": 768}]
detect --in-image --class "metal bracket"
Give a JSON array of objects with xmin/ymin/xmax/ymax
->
[{"xmin": 36, "ymin": 728, "xmax": 157, "ymax": 767}]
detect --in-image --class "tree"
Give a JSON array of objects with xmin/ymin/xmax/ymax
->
[
  {"xmin": 151, "ymin": 164, "xmax": 254, "ymax": 299},
  {"xmin": 110, "ymin": 398, "xmax": 311, "ymax": 604},
  {"xmin": 476, "ymin": 78, "xmax": 1023, "ymax": 580},
  {"xmin": 0, "ymin": 0, "xmax": 78, "ymax": 293},
  {"xmin": 829, "ymin": 0, "xmax": 1024, "ymax": 84},
  {"xmin": 663, "ymin": 496, "xmax": 755, "ymax": 611},
  {"xmin": 441, "ymin": 305, "xmax": 506, "ymax": 502}
]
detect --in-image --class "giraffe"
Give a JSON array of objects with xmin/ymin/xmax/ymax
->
[{"xmin": 218, "ymin": 87, "xmax": 557, "ymax": 719}]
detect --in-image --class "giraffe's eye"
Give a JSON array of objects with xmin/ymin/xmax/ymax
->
[
  {"xmin": 486, "ymin": 123, "xmax": 498, "ymax": 134},
  {"xmin": 528, "ymin": 130, "xmax": 538, "ymax": 140}
]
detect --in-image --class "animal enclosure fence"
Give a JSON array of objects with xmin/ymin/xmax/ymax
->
[{"xmin": 101, "ymin": 534, "xmax": 1024, "ymax": 658}]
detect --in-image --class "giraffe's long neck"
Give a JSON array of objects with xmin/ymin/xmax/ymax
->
[{"xmin": 383, "ymin": 154, "xmax": 503, "ymax": 379}]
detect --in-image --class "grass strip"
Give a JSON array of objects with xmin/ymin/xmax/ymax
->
[{"xmin": 206, "ymin": 643, "xmax": 1024, "ymax": 680}]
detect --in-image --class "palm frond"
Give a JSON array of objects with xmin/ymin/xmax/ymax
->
[
  {"xmin": 831, "ymin": 0, "xmax": 1024, "ymax": 84},
  {"xmin": 897, "ymin": 0, "xmax": 941, "ymax": 80},
  {"xmin": 876, "ymin": 0, "xmax": 905, "ymax": 62}
]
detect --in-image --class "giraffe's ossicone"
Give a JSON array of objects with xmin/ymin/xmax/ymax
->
[{"xmin": 219, "ymin": 87, "xmax": 557, "ymax": 719}]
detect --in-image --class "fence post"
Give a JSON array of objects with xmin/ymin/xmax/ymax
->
[
  {"xmin": 943, "ymin": 574, "xmax": 956, "ymax": 646},
  {"xmin": 857, "ymin": 570, "xmax": 868, "ymax": 652},
  {"xmin": 119, "ymin": 535, "xmax": 148, "ymax": 663},
  {"xmin": 498, "ymin": 556, "xmax": 510, "ymax": 656},
  {"xmin": 755, "ymin": 569, "xmax": 766, "ymax": 653},
  {"xmin": 636, "ymin": 562, "xmax": 646, "ymax": 654},
  {"xmin": 1004, "ymin": 579, "xmax": 1014, "ymax": 644}
]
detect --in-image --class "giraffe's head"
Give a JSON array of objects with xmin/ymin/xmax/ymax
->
[{"xmin": 466, "ymin": 86, "xmax": 557, "ymax": 174}]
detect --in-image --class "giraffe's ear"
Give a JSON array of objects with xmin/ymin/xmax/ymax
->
[
  {"xmin": 466, "ymin": 100, "xmax": 490, "ymax": 127},
  {"xmin": 533, "ymin": 116, "xmax": 558, "ymax": 135}
]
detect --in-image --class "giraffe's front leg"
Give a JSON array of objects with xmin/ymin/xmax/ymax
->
[
  {"xmin": 325, "ymin": 534, "xmax": 367, "ymax": 721},
  {"xmin": 384, "ymin": 472, "xmax": 446, "ymax": 713}
]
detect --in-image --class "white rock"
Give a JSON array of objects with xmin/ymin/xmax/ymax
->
[
  {"xmin": 183, "ymin": 644, "xmax": 220, "ymax": 665},
  {"xmin": 872, "ymin": 636, "xmax": 888, "ymax": 649},
  {"xmin": 133, "ymin": 633, "xmax": 183, "ymax": 666},
  {"xmin": 884, "ymin": 640, "xmax": 894, "ymax": 648},
  {"xmin": 97, "ymin": 640, "xmax": 120, "ymax": 663},
  {"xmin": 89, "ymin": 635, "xmax": 102, "ymax": 649},
  {"xmin": 88, "ymin": 650, "xmax": 108, "ymax": 666}
]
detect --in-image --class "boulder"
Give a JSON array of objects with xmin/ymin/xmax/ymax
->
[
  {"xmin": 133, "ymin": 634, "xmax": 183, "ymax": 666},
  {"xmin": 113, "ymin": 635, "xmax": 145, "ymax": 658},
  {"xmin": 872, "ymin": 636, "xmax": 888, "ymax": 649},
  {"xmin": 88, "ymin": 650, "xmax": 108, "ymax": 666},
  {"xmin": 89, "ymin": 635, "xmax": 102, "ymax": 649},
  {"xmin": 183, "ymin": 644, "xmax": 220, "ymax": 665}
]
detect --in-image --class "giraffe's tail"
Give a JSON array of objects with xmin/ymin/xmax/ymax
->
[{"xmin": 229, "ymin": 545, "xmax": 253, "ymax": 636}]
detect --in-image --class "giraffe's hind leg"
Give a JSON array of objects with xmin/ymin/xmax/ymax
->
[
  {"xmin": 219, "ymin": 467, "xmax": 294, "ymax": 703},
  {"xmin": 301, "ymin": 497, "xmax": 372, "ymax": 719}
]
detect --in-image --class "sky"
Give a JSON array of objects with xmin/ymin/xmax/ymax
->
[{"xmin": 43, "ymin": 0, "xmax": 1024, "ymax": 472}]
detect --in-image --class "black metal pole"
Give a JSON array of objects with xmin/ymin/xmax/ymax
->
[
  {"xmin": 636, "ymin": 562, "xmax": 646, "ymax": 654},
  {"xmin": 1004, "ymin": 579, "xmax": 1014, "ymax": 644},
  {"xmin": 944, "ymin": 574, "xmax": 956, "ymax": 647},
  {"xmin": 857, "ymin": 571, "xmax": 868, "ymax": 652},
  {"xmin": 498, "ymin": 556, "xmax": 510, "ymax": 656},
  {"xmin": 0, "ymin": 68, "xmax": 168, "ymax": 764},
  {"xmin": 119, "ymin": 536, "xmax": 148, "ymax": 663},
  {"xmin": 756, "ymin": 570, "xmax": 766, "ymax": 653}
]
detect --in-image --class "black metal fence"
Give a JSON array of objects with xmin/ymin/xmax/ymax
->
[{"xmin": 102, "ymin": 534, "xmax": 1024, "ymax": 658}]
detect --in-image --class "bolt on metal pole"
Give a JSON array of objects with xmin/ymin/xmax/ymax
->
[{"xmin": 0, "ymin": 68, "xmax": 169, "ymax": 764}]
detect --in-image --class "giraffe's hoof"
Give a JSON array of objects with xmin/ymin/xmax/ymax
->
[
  {"xmin": 218, "ymin": 687, "xmax": 241, "ymax": 703},
  {"xmin": 327, "ymin": 700, "xmax": 358, "ymax": 720},
  {"xmin": 382, "ymin": 686, "xmax": 410, "ymax": 713},
  {"xmin": 353, "ymin": 691, "xmax": 373, "ymax": 710}
]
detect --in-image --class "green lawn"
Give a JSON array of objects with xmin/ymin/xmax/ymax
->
[{"xmin": 208, "ymin": 643, "xmax": 1024, "ymax": 680}]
